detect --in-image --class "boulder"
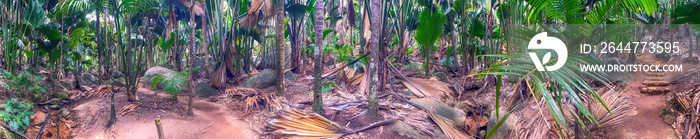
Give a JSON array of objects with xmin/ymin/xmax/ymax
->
[
  {"xmin": 59, "ymin": 78, "xmax": 76, "ymax": 90},
  {"xmin": 284, "ymin": 71, "xmax": 296, "ymax": 81},
  {"xmin": 241, "ymin": 69, "xmax": 278, "ymax": 89},
  {"xmin": 77, "ymin": 73, "xmax": 98, "ymax": 86},
  {"xmin": 112, "ymin": 71, "xmax": 124, "ymax": 79},
  {"xmin": 195, "ymin": 81, "xmax": 218, "ymax": 97},
  {"xmin": 104, "ymin": 77, "xmax": 126, "ymax": 87},
  {"xmin": 410, "ymin": 98, "xmax": 466, "ymax": 128},
  {"xmin": 487, "ymin": 109, "xmax": 518, "ymax": 139},
  {"xmin": 433, "ymin": 72, "xmax": 449, "ymax": 83},
  {"xmin": 390, "ymin": 120, "xmax": 446, "ymax": 139}
]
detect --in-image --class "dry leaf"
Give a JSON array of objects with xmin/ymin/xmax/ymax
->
[{"xmin": 266, "ymin": 109, "xmax": 347, "ymax": 139}]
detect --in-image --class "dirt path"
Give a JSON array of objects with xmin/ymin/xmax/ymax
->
[
  {"xmin": 75, "ymin": 88, "xmax": 258, "ymax": 139},
  {"xmin": 611, "ymin": 81, "xmax": 677, "ymax": 139}
]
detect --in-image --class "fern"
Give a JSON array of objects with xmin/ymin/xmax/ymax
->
[{"xmin": 150, "ymin": 72, "xmax": 187, "ymax": 100}]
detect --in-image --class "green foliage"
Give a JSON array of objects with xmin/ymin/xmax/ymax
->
[
  {"xmin": 1, "ymin": 71, "xmax": 46, "ymax": 98},
  {"xmin": 286, "ymin": 3, "xmax": 313, "ymax": 19},
  {"xmin": 307, "ymin": 81, "xmax": 336, "ymax": 94},
  {"xmin": 321, "ymin": 81, "xmax": 336, "ymax": 93},
  {"xmin": 671, "ymin": 1, "xmax": 700, "ymax": 24},
  {"xmin": 415, "ymin": 8, "xmax": 447, "ymax": 75},
  {"xmin": 150, "ymin": 70, "xmax": 190, "ymax": 100},
  {"xmin": 23, "ymin": 0, "xmax": 47, "ymax": 27},
  {"xmin": 0, "ymin": 98, "xmax": 34, "ymax": 136}
]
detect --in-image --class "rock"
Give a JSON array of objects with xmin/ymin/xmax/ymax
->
[
  {"xmin": 59, "ymin": 78, "xmax": 76, "ymax": 90},
  {"xmin": 663, "ymin": 114, "xmax": 675, "ymax": 125},
  {"xmin": 77, "ymin": 73, "xmax": 98, "ymax": 86},
  {"xmin": 390, "ymin": 121, "xmax": 433, "ymax": 139},
  {"xmin": 60, "ymin": 109, "xmax": 70, "ymax": 118},
  {"xmin": 50, "ymin": 104, "xmax": 60, "ymax": 109},
  {"xmin": 487, "ymin": 109, "xmax": 518, "ymax": 139},
  {"xmin": 143, "ymin": 66, "xmax": 176, "ymax": 89},
  {"xmin": 433, "ymin": 72, "xmax": 449, "ymax": 83},
  {"xmin": 410, "ymin": 98, "xmax": 466, "ymax": 127},
  {"xmin": 195, "ymin": 81, "xmax": 219, "ymax": 97},
  {"xmin": 104, "ymin": 77, "xmax": 127, "ymax": 87},
  {"xmin": 241, "ymin": 69, "xmax": 278, "ymax": 89},
  {"xmin": 113, "ymin": 77, "xmax": 126, "ymax": 87},
  {"xmin": 112, "ymin": 71, "xmax": 124, "ymax": 79},
  {"xmin": 284, "ymin": 71, "xmax": 296, "ymax": 81},
  {"xmin": 57, "ymin": 92, "xmax": 70, "ymax": 100}
]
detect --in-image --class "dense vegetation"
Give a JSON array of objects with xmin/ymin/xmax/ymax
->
[{"xmin": 1, "ymin": 0, "xmax": 699, "ymax": 138}]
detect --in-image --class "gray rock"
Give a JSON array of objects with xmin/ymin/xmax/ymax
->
[
  {"xmin": 113, "ymin": 77, "xmax": 126, "ymax": 87},
  {"xmin": 195, "ymin": 81, "xmax": 219, "ymax": 97},
  {"xmin": 241, "ymin": 69, "xmax": 277, "ymax": 89},
  {"xmin": 433, "ymin": 72, "xmax": 449, "ymax": 83},
  {"xmin": 112, "ymin": 71, "xmax": 124, "ymax": 79},
  {"xmin": 390, "ymin": 120, "xmax": 445, "ymax": 139},
  {"xmin": 59, "ymin": 78, "xmax": 76, "ymax": 90},
  {"xmin": 78, "ymin": 74, "xmax": 99, "ymax": 86},
  {"xmin": 487, "ymin": 109, "xmax": 518, "ymax": 139},
  {"xmin": 104, "ymin": 77, "xmax": 126, "ymax": 87},
  {"xmin": 410, "ymin": 98, "xmax": 466, "ymax": 128},
  {"xmin": 284, "ymin": 71, "xmax": 296, "ymax": 81}
]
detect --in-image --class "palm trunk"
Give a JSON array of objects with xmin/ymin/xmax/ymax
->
[
  {"xmin": 276, "ymin": 0, "xmax": 286, "ymax": 95},
  {"xmin": 312, "ymin": 0, "xmax": 325, "ymax": 114},
  {"xmin": 202, "ymin": 12, "xmax": 210, "ymax": 78},
  {"xmin": 187, "ymin": 0, "xmax": 196, "ymax": 116},
  {"xmin": 367, "ymin": 0, "xmax": 381, "ymax": 120}
]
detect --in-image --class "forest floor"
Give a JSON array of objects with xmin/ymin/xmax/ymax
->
[
  {"xmin": 62, "ymin": 72, "xmax": 403, "ymax": 139},
  {"xmin": 70, "ymin": 87, "xmax": 258, "ymax": 139},
  {"xmin": 610, "ymin": 80, "xmax": 677, "ymax": 139}
]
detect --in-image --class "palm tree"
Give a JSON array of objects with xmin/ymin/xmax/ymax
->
[
  {"xmin": 367, "ymin": 0, "xmax": 381, "ymax": 120},
  {"xmin": 312, "ymin": 0, "xmax": 325, "ymax": 114},
  {"xmin": 187, "ymin": 0, "xmax": 196, "ymax": 116},
  {"xmin": 275, "ymin": 0, "xmax": 286, "ymax": 95},
  {"xmin": 479, "ymin": 0, "xmax": 658, "ymax": 137}
]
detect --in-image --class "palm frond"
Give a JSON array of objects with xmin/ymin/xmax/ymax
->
[
  {"xmin": 427, "ymin": 110, "xmax": 473, "ymax": 139},
  {"xmin": 243, "ymin": 92, "xmax": 283, "ymax": 112},
  {"xmin": 397, "ymin": 77, "xmax": 453, "ymax": 98},
  {"xmin": 120, "ymin": 0, "xmax": 161, "ymax": 16},
  {"xmin": 266, "ymin": 109, "xmax": 347, "ymax": 139},
  {"xmin": 53, "ymin": 0, "xmax": 95, "ymax": 18},
  {"xmin": 586, "ymin": 88, "xmax": 631, "ymax": 132},
  {"xmin": 476, "ymin": 25, "xmax": 613, "ymax": 135}
]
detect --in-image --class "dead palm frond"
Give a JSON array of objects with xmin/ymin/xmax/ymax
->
[
  {"xmin": 239, "ymin": 0, "xmax": 275, "ymax": 29},
  {"xmin": 397, "ymin": 77, "xmax": 453, "ymax": 98},
  {"xmin": 673, "ymin": 92, "xmax": 693, "ymax": 114},
  {"xmin": 586, "ymin": 88, "xmax": 631, "ymax": 131},
  {"xmin": 208, "ymin": 64, "xmax": 227, "ymax": 88},
  {"xmin": 266, "ymin": 109, "xmax": 400, "ymax": 138},
  {"xmin": 267, "ymin": 109, "xmax": 347, "ymax": 138},
  {"xmin": 427, "ymin": 110, "xmax": 472, "ymax": 139},
  {"xmin": 243, "ymin": 92, "xmax": 283, "ymax": 112},
  {"xmin": 117, "ymin": 103, "xmax": 139, "ymax": 115},
  {"xmin": 88, "ymin": 85, "xmax": 120, "ymax": 98}
]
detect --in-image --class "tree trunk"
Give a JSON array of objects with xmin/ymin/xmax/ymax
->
[
  {"xmin": 187, "ymin": 0, "xmax": 196, "ymax": 116},
  {"xmin": 312, "ymin": 0, "xmax": 325, "ymax": 115},
  {"xmin": 367, "ymin": 0, "xmax": 381, "ymax": 120},
  {"xmin": 276, "ymin": 0, "xmax": 286, "ymax": 95},
  {"xmin": 202, "ymin": 10, "xmax": 210, "ymax": 78}
]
